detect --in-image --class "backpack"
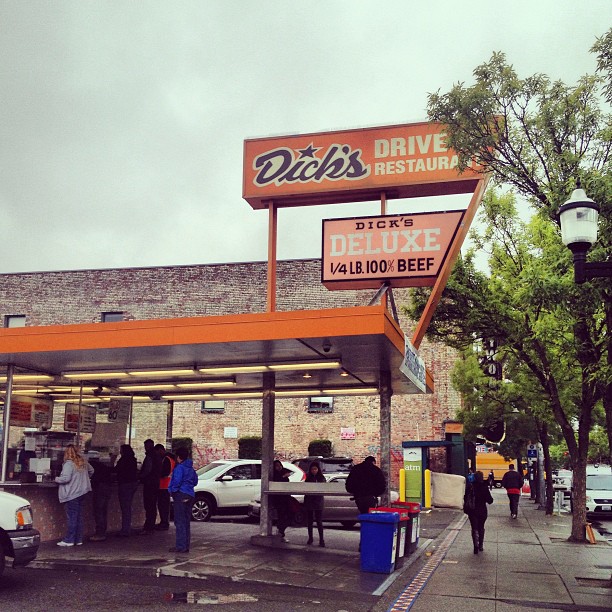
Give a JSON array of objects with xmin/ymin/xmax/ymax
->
[{"xmin": 463, "ymin": 483, "xmax": 476, "ymax": 513}]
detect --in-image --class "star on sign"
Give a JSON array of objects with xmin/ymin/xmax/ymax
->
[{"xmin": 297, "ymin": 143, "xmax": 320, "ymax": 158}]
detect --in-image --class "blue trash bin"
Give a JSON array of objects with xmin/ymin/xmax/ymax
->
[{"xmin": 358, "ymin": 512, "xmax": 398, "ymax": 574}]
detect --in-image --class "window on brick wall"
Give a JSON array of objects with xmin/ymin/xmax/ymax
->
[
  {"xmin": 201, "ymin": 400, "xmax": 225, "ymax": 413},
  {"xmin": 101, "ymin": 311, "xmax": 124, "ymax": 322},
  {"xmin": 4, "ymin": 315, "xmax": 26, "ymax": 328},
  {"xmin": 307, "ymin": 397, "xmax": 333, "ymax": 413}
]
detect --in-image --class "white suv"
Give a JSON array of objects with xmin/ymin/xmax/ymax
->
[{"xmin": 192, "ymin": 459, "xmax": 304, "ymax": 521}]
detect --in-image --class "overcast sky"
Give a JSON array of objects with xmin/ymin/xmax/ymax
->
[{"xmin": 0, "ymin": 1, "xmax": 609, "ymax": 274}]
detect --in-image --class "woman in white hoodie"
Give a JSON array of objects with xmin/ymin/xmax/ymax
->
[{"xmin": 55, "ymin": 445, "xmax": 93, "ymax": 546}]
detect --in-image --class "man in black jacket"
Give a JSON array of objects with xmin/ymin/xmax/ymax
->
[
  {"xmin": 139, "ymin": 439, "xmax": 162, "ymax": 534},
  {"xmin": 345, "ymin": 456, "xmax": 386, "ymax": 514},
  {"xmin": 501, "ymin": 464, "xmax": 524, "ymax": 519}
]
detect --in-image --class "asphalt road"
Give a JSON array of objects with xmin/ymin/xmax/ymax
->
[{"xmin": 0, "ymin": 565, "xmax": 376, "ymax": 612}]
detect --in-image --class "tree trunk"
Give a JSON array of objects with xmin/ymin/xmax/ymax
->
[{"xmin": 569, "ymin": 457, "xmax": 588, "ymax": 542}]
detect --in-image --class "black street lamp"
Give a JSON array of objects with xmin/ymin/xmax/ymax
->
[{"xmin": 558, "ymin": 180, "xmax": 612, "ymax": 284}]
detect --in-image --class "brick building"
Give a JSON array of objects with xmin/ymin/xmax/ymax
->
[{"xmin": 0, "ymin": 258, "xmax": 460, "ymax": 483}]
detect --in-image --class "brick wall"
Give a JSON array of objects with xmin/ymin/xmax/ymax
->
[{"xmin": 0, "ymin": 259, "xmax": 461, "ymax": 485}]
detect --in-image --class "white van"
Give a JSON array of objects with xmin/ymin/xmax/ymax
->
[
  {"xmin": 0, "ymin": 490, "xmax": 40, "ymax": 577},
  {"xmin": 585, "ymin": 469, "xmax": 612, "ymax": 516}
]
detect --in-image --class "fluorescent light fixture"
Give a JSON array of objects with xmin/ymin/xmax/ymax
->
[
  {"xmin": 160, "ymin": 391, "xmax": 264, "ymax": 400},
  {"xmin": 176, "ymin": 380, "xmax": 235, "ymax": 389},
  {"xmin": 127, "ymin": 369, "xmax": 196, "ymax": 377},
  {"xmin": 198, "ymin": 365, "xmax": 269, "ymax": 374},
  {"xmin": 63, "ymin": 371, "xmax": 130, "ymax": 380},
  {"xmin": 0, "ymin": 374, "xmax": 54, "ymax": 383},
  {"xmin": 268, "ymin": 361, "xmax": 341, "ymax": 371},
  {"xmin": 275, "ymin": 389, "xmax": 321, "ymax": 397},
  {"xmin": 118, "ymin": 384, "xmax": 177, "ymax": 391},
  {"xmin": 322, "ymin": 387, "xmax": 378, "ymax": 395},
  {"xmin": 213, "ymin": 392, "xmax": 263, "ymax": 399},
  {"xmin": 198, "ymin": 360, "xmax": 341, "ymax": 375}
]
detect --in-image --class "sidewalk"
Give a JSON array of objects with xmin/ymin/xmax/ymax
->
[
  {"xmin": 29, "ymin": 490, "xmax": 611, "ymax": 610},
  {"xmin": 385, "ymin": 489, "xmax": 612, "ymax": 611}
]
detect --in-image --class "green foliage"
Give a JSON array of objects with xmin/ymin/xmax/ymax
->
[
  {"xmin": 238, "ymin": 436, "xmax": 261, "ymax": 459},
  {"xmin": 420, "ymin": 32, "xmax": 612, "ymax": 536},
  {"xmin": 308, "ymin": 439, "xmax": 333, "ymax": 457}
]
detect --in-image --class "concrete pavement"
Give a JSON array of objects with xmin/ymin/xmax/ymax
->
[{"xmin": 28, "ymin": 489, "xmax": 611, "ymax": 610}]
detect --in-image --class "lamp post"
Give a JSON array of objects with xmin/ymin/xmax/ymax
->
[{"xmin": 558, "ymin": 180, "xmax": 612, "ymax": 284}]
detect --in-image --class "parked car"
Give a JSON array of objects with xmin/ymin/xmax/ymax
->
[
  {"xmin": 248, "ymin": 474, "xmax": 399, "ymax": 528},
  {"xmin": 192, "ymin": 459, "xmax": 304, "ymax": 522},
  {"xmin": 292, "ymin": 456, "xmax": 353, "ymax": 477},
  {"xmin": 585, "ymin": 473, "xmax": 612, "ymax": 517},
  {"xmin": 0, "ymin": 490, "xmax": 40, "ymax": 578}
]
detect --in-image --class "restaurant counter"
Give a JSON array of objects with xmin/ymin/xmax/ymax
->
[{"xmin": 0, "ymin": 482, "xmax": 146, "ymax": 542}]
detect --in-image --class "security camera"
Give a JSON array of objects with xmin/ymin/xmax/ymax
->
[{"xmin": 322, "ymin": 339, "xmax": 331, "ymax": 353}]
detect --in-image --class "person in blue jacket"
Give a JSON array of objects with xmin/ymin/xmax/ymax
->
[{"xmin": 168, "ymin": 446, "xmax": 198, "ymax": 553}]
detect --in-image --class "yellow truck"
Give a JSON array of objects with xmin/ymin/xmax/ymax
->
[{"xmin": 475, "ymin": 449, "xmax": 513, "ymax": 487}]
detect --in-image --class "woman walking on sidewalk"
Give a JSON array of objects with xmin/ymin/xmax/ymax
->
[{"xmin": 464, "ymin": 470, "xmax": 493, "ymax": 554}]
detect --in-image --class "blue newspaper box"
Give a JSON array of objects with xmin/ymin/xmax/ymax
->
[{"xmin": 358, "ymin": 512, "xmax": 398, "ymax": 574}]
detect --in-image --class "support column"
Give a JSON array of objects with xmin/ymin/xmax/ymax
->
[
  {"xmin": 166, "ymin": 400, "xmax": 174, "ymax": 449},
  {"xmin": 379, "ymin": 369, "xmax": 392, "ymax": 507},
  {"xmin": 260, "ymin": 371, "xmax": 275, "ymax": 536},
  {"xmin": 1, "ymin": 364, "xmax": 14, "ymax": 482}
]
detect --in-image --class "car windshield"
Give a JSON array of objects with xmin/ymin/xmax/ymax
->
[
  {"xmin": 322, "ymin": 461, "xmax": 353, "ymax": 473},
  {"xmin": 197, "ymin": 462, "xmax": 231, "ymax": 479},
  {"xmin": 586, "ymin": 475, "xmax": 612, "ymax": 490}
]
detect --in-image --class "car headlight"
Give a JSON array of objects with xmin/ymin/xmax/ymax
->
[{"xmin": 16, "ymin": 505, "xmax": 33, "ymax": 529}]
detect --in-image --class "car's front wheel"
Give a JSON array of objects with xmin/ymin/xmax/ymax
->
[{"xmin": 191, "ymin": 494, "xmax": 216, "ymax": 522}]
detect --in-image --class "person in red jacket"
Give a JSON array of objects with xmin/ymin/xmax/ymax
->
[
  {"xmin": 155, "ymin": 444, "xmax": 176, "ymax": 531},
  {"xmin": 501, "ymin": 464, "xmax": 524, "ymax": 519}
]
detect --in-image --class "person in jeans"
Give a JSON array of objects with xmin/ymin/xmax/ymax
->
[
  {"xmin": 55, "ymin": 445, "xmax": 93, "ymax": 547},
  {"xmin": 168, "ymin": 447, "xmax": 198, "ymax": 554},
  {"xmin": 501, "ymin": 463, "xmax": 524, "ymax": 518},
  {"xmin": 115, "ymin": 444, "xmax": 139, "ymax": 536}
]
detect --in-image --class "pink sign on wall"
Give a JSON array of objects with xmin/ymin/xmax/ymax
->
[{"xmin": 322, "ymin": 210, "xmax": 465, "ymax": 290}]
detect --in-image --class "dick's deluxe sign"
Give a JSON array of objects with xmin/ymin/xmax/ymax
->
[{"xmin": 322, "ymin": 210, "xmax": 464, "ymax": 289}]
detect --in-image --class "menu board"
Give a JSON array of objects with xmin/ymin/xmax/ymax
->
[
  {"xmin": 64, "ymin": 402, "xmax": 97, "ymax": 433},
  {"xmin": 9, "ymin": 397, "xmax": 53, "ymax": 428}
]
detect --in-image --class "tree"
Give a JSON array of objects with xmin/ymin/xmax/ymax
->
[{"xmin": 418, "ymin": 35, "xmax": 612, "ymax": 541}]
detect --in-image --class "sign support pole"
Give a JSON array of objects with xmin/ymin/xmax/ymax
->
[
  {"xmin": 266, "ymin": 201, "xmax": 277, "ymax": 313},
  {"xmin": 0, "ymin": 364, "xmax": 14, "ymax": 482}
]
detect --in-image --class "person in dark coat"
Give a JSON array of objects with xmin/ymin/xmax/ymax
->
[
  {"xmin": 89, "ymin": 456, "xmax": 114, "ymax": 541},
  {"xmin": 271, "ymin": 459, "xmax": 292, "ymax": 542},
  {"xmin": 139, "ymin": 438, "xmax": 162, "ymax": 534},
  {"xmin": 155, "ymin": 444, "xmax": 175, "ymax": 531},
  {"xmin": 487, "ymin": 470, "xmax": 495, "ymax": 490},
  {"xmin": 501, "ymin": 463, "xmax": 524, "ymax": 519},
  {"xmin": 464, "ymin": 470, "xmax": 493, "ymax": 554},
  {"xmin": 115, "ymin": 444, "xmax": 139, "ymax": 536},
  {"xmin": 304, "ymin": 461, "xmax": 326, "ymax": 547},
  {"xmin": 345, "ymin": 455, "xmax": 386, "ymax": 514}
]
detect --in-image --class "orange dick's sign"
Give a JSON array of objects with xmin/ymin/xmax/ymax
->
[
  {"xmin": 243, "ymin": 122, "xmax": 480, "ymax": 209},
  {"xmin": 322, "ymin": 210, "xmax": 465, "ymax": 290}
]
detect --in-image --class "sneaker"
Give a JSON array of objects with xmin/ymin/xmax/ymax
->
[
  {"xmin": 76, "ymin": 542, "xmax": 83, "ymax": 546},
  {"xmin": 56, "ymin": 541, "xmax": 74, "ymax": 547},
  {"xmin": 319, "ymin": 541, "xmax": 325, "ymax": 548}
]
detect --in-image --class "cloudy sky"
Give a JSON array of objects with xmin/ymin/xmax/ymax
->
[{"xmin": 0, "ymin": 1, "xmax": 609, "ymax": 274}]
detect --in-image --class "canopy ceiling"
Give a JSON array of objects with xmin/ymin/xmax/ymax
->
[{"xmin": 0, "ymin": 305, "xmax": 432, "ymax": 401}]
